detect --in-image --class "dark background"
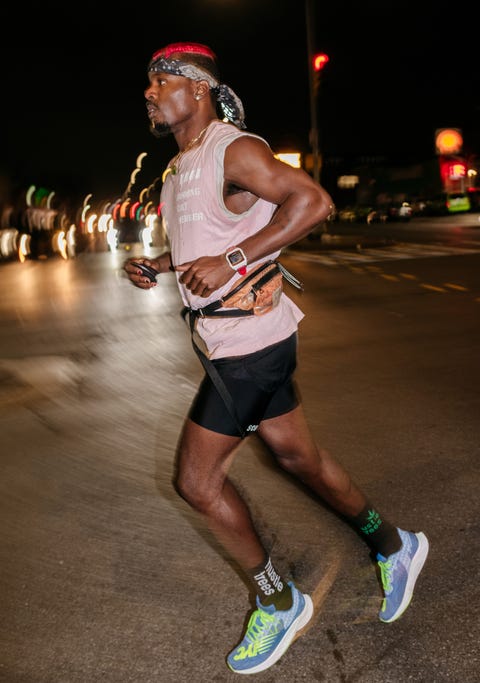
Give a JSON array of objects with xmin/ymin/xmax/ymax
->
[{"xmin": 2, "ymin": 0, "xmax": 478, "ymax": 202}]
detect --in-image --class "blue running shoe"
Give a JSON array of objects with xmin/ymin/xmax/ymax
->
[
  {"xmin": 377, "ymin": 528, "xmax": 429, "ymax": 623},
  {"xmin": 227, "ymin": 581, "xmax": 313, "ymax": 675}
]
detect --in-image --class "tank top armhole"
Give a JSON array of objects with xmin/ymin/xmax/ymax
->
[{"xmin": 214, "ymin": 132, "xmax": 272, "ymax": 217}]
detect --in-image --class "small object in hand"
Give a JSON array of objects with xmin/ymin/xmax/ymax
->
[{"xmin": 131, "ymin": 262, "xmax": 158, "ymax": 282}]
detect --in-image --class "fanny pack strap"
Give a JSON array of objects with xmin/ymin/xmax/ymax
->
[{"xmin": 181, "ymin": 307, "xmax": 246, "ymax": 438}]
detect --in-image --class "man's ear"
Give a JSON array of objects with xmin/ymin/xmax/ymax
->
[{"xmin": 194, "ymin": 80, "xmax": 210, "ymax": 100}]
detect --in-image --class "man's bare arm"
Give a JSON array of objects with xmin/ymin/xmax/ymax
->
[
  {"xmin": 223, "ymin": 135, "xmax": 334, "ymax": 262},
  {"xmin": 176, "ymin": 135, "xmax": 335, "ymax": 298}
]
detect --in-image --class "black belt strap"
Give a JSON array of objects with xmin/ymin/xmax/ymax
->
[{"xmin": 182, "ymin": 307, "xmax": 246, "ymax": 438}]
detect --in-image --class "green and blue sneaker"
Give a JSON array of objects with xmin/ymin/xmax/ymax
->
[
  {"xmin": 377, "ymin": 528, "xmax": 429, "ymax": 623},
  {"xmin": 227, "ymin": 581, "xmax": 313, "ymax": 675}
]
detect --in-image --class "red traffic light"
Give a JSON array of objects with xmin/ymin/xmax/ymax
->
[{"xmin": 313, "ymin": 53, "xmax": 329, "ymax": 71}]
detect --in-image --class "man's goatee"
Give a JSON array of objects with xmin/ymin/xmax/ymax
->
[{"xmin": 150, "ymin": 122, "xmax": 172, "ymax": 138}]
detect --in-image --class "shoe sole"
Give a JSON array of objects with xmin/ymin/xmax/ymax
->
[
  {"xmin": 380, "ymin": 531, "xmax": 429, "ymax": 623},
  {"xmin": 228, "ymin": 594, "xmax": 314, "ymax": 675}
]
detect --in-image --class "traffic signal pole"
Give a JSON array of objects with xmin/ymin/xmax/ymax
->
[{"xmin": 306, "ymin": 0, "xmax": 320, "ymax": 184}]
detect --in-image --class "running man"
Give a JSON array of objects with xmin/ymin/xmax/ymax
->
[{"xmin": 124, "ymin": 42, "xmax": 429, "ymax": 675}]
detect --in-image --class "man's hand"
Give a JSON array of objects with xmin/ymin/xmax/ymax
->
[
  {"xmin": 175, "ymin": 254, "xmax": 233, "ymax": 297},
  {"xmin": 123, "ymin": 257, "xmax": 159, "ymax": 289},
  {"xmin": 123, "ymin": 252, "xmax": 175, "ymax": 289}
]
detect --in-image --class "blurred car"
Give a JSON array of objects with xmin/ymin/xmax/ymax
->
[
  {"xmin": 388, "ymin": 201, "xmax": 412, "ymax": 222},
  {"xmin": 338, "ymin": 206, "xmax": 376, "ymax": 223},
  {"xmin": 337, "ymin": 206, "xmax": 357, "ymax": 222},
  {"xmin": 366, "ymin": 209, "xmax": 388, "ymax": 224},
  {"xmin": 338, "ymin": 203, "xmax": 413, "ymax": 223},
  {"xmin": 423, "ymin": 195, "xmax": 449, "ymax": 216},
  {"xmin": 423, "ymin": 193, "xmax": 471, "ymax": 216}
]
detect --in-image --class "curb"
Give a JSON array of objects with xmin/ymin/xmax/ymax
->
[{"xmin": 289, "ymin": 232, "xmax": 396, "ymax": 252}]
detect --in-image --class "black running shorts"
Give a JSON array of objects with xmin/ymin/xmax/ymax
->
[{"xmin": 188, "ymin": 332, "xmax": 299, "ymax": 437}]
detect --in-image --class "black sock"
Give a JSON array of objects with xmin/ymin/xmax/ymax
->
[
  {"xmin": 246, "ymin": 556, "xmax": 292, "ymax": 611},
  {"xmin": 348, "ymin": 504, "xmax": 402, "ymax": 557}
]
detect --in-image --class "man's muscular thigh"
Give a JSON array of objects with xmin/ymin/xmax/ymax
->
[
  {"xmin": 257, "ymin": 405, "xmax": 317, "ymax": 460},
  {"xmin": 176, "ymin": 418, "xmax": 241, "ymax": 500}
]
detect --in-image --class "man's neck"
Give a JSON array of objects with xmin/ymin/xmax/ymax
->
[{"xmin": 174, "ymin": 117, "xmax": 218, "ymax": 151}]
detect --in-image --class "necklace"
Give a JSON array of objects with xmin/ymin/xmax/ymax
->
[{"xmin": 162, "ymin": 124, "xmax": 210, "ymax": 182}]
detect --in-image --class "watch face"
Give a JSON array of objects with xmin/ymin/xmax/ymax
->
[{"xmin": 229, "ymin": 250, "xmax": 244, "ymax": 266}]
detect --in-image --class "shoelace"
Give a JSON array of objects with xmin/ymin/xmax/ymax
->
[
  {"xmin": 378, "ymin": 558, "xmax": 394, "ymax": 594},
  {"xmin": 229, "ymin": 609, "xmax": 282, "ymax": 660},
  {"xmin": 378, "ymin": 532, "xmax": 412, "ymax": 597},
  {"xmin": 245, "ymin": 609, "xmax": 277, "ymax": 643}
]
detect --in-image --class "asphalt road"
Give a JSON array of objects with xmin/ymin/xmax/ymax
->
[{"xmin": 0, "ymin": 242, "xmax": 479, "ymax": 682}]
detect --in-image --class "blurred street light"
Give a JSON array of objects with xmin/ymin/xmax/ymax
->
[{"xmin": 274, "ymin": 152, "xmax": 302, "ymax": 168}]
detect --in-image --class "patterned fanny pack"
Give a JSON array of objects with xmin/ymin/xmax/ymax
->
[{"xmin": 182, "ymin": 259, "xmax": 303, "ymax": 320}]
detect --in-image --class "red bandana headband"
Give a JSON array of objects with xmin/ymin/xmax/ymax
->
[{"xmin": 148, "ymin": 42, "xmax": 246, "ymax": 129}]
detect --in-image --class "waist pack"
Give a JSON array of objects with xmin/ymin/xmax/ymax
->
[{"xmin": 184, "ymin": 259, "xmax": 303, "ymax": 320}]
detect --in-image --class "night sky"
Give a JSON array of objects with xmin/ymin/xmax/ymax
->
[{"xmin": 2, "ymin": 0, "xmax": 478, "ymax": 203}]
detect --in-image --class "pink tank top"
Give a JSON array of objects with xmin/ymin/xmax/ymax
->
[{"xmin": 160, "ymin": 120, "xmax": 304, "ymax": 359}]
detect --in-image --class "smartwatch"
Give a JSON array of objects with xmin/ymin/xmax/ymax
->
[{"xmin": 225, "ymin": 247, "xmax": 247, "ymax": 276}]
